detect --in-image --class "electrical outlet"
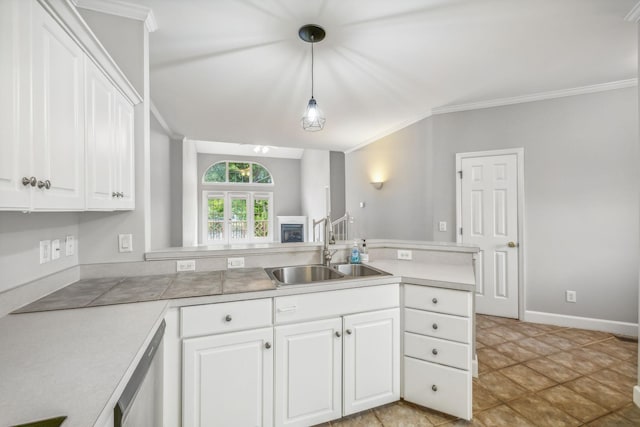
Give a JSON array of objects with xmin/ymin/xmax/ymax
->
[
  {"xmin": 439, "ymin": 221, "xmax": 447, "ymax": 232},
  {"xmin": 177, "ymin": 260, "xmax": 196, "ymax": 272},
  {"xmin": 65, "ymin": 235, "xmax": 75, "ymax": 256},
  {"xmin": 227, "ymin": 257, "xmax": 245, "ymax": 268},
  {"xmin": 40, "ymin": 240, "xmax": 51, "ymax": 264},
  {"xmin": 397, "ymin": 250, "xmax": 412, "ymax": 260},
  {"xmin": 566, "ymin": 290, "xmax": 577, "ymax": 303},
  {"xmin": 118, "ymin": 234, "xmax": 133, "ymax": 253},
  {"xmin": 51, "ymin": 239, "xmax": 60, "ymax": 260}
]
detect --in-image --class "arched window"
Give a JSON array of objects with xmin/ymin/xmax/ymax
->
[{"xmin": 203, "ymin": 161, "xmax": 273, "ymax": 184}]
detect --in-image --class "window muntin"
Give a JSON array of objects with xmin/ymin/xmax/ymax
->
[
  {"xmin": 203, "ymin": 191, "xmax": 273, "ymax": 244},
  {"xmin": 203, "ymin": 161, "xmax": 273, "ymax": 185}
]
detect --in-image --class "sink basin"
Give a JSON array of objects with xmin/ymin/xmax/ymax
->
[
  {"xmin": 332, "ymin": 263, "xmax": 390, "ymax": 277},
  {"xmin": 266, "ymin": 265, "xmax": 345, "ymax": 285}
]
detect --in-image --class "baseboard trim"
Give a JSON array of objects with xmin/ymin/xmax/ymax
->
[
  {"xmin": 524, "ymin": 310, "xmax": 638, "ymax": 337},
  {"xmin": 634, "ymin": 386, "xmax": 640, "ymax": 407},
  {"xmin": 472, "ymin": 354, "xmax": 478, "ymax": 378}
]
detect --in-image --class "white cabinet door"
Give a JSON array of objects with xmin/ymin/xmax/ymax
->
[
  {"xmin": 85, "ymin": 59, "xmax": 114, "ymax": 209},
  {"xmin": 0, "ymin": 0, "xmax": 31, "ymax": 210},
  {"xmin": 113, "ymin": 91, "xmax": 135, "ymax": 209},
  {"xmin": 31, "ymin": 3, "xmax": 85, "ymax": 210},
  {"xmin": 275, "ymin": 318, "xmax": 342, "ymax": 427},
  {"xmin": 183, "ymin": 327, "xmax": 273, "ymax": 427},
  {"xmin": 343, "ymin": 308, "xmax": 400, "ymax": 416}
]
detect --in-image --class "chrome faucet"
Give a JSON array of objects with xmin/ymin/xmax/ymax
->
[{"xmin": 314, "ymin": 214, "xmax": 337, "ymax": 266}]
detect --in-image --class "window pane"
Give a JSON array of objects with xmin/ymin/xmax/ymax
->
[
  {"xmin": 254, "ymin": 198, "xmax": 269, "ymax": 238},
  {"xmin": 207, "ymin": 196, "xmax": 225, "ymax": 241},
  {"xmin": 252, "ymin": 163, "xmax": 272, "ymax": 184},
  {"xmin": 230, "ymin": 197, "xmax": 248, "ymax": 239},
  {"xmin": 204, "ymin": 162, "xmax": 226, "ymax": 182},
  {"xmin": 228, "ymin": 162, "xmax": 250, "ymax": 183}
]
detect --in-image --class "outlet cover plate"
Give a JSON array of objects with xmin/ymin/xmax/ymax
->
[
  {"xmin": 397, "ymin": 250, "xmax": 412, "ymax": 260},
  {"xmin": 40, "ymin": 240, "xmax": 51, "ymax": 264},
  {"xmin": 177, "ymin": 260, "xmax": 196, "ymax": 272},
  {"xmin": 118, "ymin": 234, "xmax": 133, "ymax": 253},
  {"xmin": 228, "ymin": 257, "xmax": 245, "ymax": 268},
  {"xmin": 51, "ymin": 239, "xmax": 60, "ymax": 260},
  {"xmin": 566, "ymin": 290, "xmax": 577, "ymax": 303},
  {"xmin": 65, "ymin": 235, "xmax": 75, "ymax": 256}
]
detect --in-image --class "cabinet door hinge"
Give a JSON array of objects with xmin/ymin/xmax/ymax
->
[
  {"xmin": 459, "ymin": 227, "xmax": 463, "ymax": 235},
  {"xmin": 458, "ymin": 170, "xmax": 463, "ymax": 179}
]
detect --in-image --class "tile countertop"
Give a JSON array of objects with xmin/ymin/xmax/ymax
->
[
  {"xmin": 1, "ymin": 259, "xmax": 475, "ymax": 426},
  {"xmin": 0, "ymin": 300, "xmax": 168, "ymax": 427}
]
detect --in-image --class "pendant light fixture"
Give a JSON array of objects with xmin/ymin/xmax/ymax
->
[{"xmin": 299, "ymin": 24, "xmax": 326, "ymax": 131}]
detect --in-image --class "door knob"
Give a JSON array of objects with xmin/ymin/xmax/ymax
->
[{"xmin": 507, "ymin": 241, "xmax": 519, "ymax": 248}]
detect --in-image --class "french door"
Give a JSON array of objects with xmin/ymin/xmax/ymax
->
[{"xmin": 204, "ymin": 191, "xmax": 272, "ymax": 244}]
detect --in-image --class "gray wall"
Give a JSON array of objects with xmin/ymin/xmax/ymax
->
[
  {"xmin": 150, "ymin": 116, "xmax": 172, "ymax": 249},
  {"xmin": 0, "ymin": 213, "xmax": 79, "ymax": 293},
  {"xmin": 330, "ymin": 151, "xmax": 346, "ymax": 220},
  {"xmin": 197, "ymin": 154, "xmax": 302, "ymax": 243},
  {"xmin": 300, "ymin": 149, "xmax": 330, "ymax": 240},
  {"xmin": 346, "ymin": 87, "xmax": 639, "ymax": 324},
  {"xmin": 345, "ymin": 118, "xmax": 433, "ymax": 241},
  {"xmin": 170, "ymin": 139, "xmax": 183, "ymax": 247}
]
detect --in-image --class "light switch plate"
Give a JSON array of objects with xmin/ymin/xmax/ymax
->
[
  {"xmin": 566, "ymin": 290, "xmax": 577, "ymax": 303},
  {"xmin": 40, "ymin": 240, "xmax": 51, "ymax": 264},
  {"xmin": 439, "ymin": 221, "xmax": 447, "ymax": 232},
  {"xmin": 51, "ymin": 239, "xmax": 60, "ymax": 260},
  {"xmin": 397, "ymin": 250, "xmax": 412, "ymax": 260},
  {"xmin": 227, "ymin": 257, "xmax": 245, "ymax": 268},
  {"xmin": 65, "ymin": 235, "xmax": 75, "ymax": 256},
  {"xmin": 118, "ymin": 234, "xmax": 133, "ymax": 253},
  {"xmin": 177, "ymin": 260, "xmax": 196, "ymax": 272}
]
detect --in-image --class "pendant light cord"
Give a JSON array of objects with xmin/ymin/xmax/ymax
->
[{"xmin": 311, "ymin": 35, "xmax": 315, "ymax": 98}]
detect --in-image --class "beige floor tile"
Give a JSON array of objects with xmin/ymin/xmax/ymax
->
[
  {"xmin": 474, "ymin": 405, "xmax": 536, "ymax": 427},
  {"xmin": 477, "ymin": 371, "xmax": 528, "ymax": 402},
  {"xmin": 419, "ymin": 407, "xmax": 457, "ymax": 426},
  {"xmin": 489, "ymin": 325, "xmax": 528, "ymax": 342},
  {"xmin": 608, "ymin": 358, "xmax": 638, "ymax": 379},
  {"xmin": 531, "ymin": 323, "xmax": 566, "ymax": 333},
  {"xmin": 508, "ymin": 394, "xmax": 581, "ymax": 427},
  {"xmin": 492, "ymin": 342, "xmax": 540, "ymax": 362},
  {"xmin": 515, "ymin": 336, "xmax": 561, "ymax": 356},
  {"xmin": 475, "ymin": 340, "xmax": 485, "ymax": 349},
  {"xmin": 586, "ymin": 412, "xmax": 637, "ymax": 426},
  {"xmin": 475, "ymin": 316, "xmax": 500, "ymax": 330},
  {"xmin": 330, "ymin": 410, "xmax": 382, "ymax": 426},
  {"xmin": 536, "ymin": 385, "xmax": 609, "ymax": 423},
  {"xmin": 575, "ymin": 329, "xmax": 614, "ymax": 342},
  {"xmin": 536, "ymin": 334, "xmax": 579, "ymax": 351},
  {"xmin": 476, "ymin": 330, "xmax": 508, "ymax": 346},
  {"xmin": 524, "ymin": 357, "xmax": 581, "ymax": 383},
  {"xmin": 585, "ymin": 339, "xmax": 637, "ymax": 361},
  {"xmin": 570, "ymin": 347, "xmax": 620, "ymax": 368},
  {"xmin": 476, "ymin": 348, "xmax": 517, "ymax": 370},
  {"xmin": 564, "ymin": 376, "xmax": 631, "ymax": 411},
  {"xmin": 547, "ymin": 350, "xmax": 603, "ymax": 375},
  {"xmin": 438, "ymin": 418, "xmax": 486, "ymax": 426},
  {"xmin": 373, "ymin": 402, "xmax": 434, "ymax": 427},
  {"xmin": 588, "ymin": 369, "xmax": 637, "ymax": 395},
  {"xmin": 551, "ymin": 329, "xmax": 597, "ymax": 345},
  {"xmin": 472, "ymin": 381, "xmax": 501, "ymax": 412},
  {"xmin": 614, "ymin": 403, "xmax": 640, "ymax": 424},
  {"xmin": 507, "ymin": 322, "xmax": 547, "ymax": 337},
  {"xmin": 499, "ymin": 364, "xmax": 556, "ymax": 391}
]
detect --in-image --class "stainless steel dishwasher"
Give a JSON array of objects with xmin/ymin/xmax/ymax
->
[{"xmin": 114, "ymin": 320, "xmax": 165, "ymax": 427}]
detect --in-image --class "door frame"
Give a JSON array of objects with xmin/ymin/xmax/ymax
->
[{"xmin": 455, "ymin": 148, "xmax": 526, "ymax": 319}]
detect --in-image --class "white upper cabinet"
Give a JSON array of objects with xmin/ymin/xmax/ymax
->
[{"xmin": 0, "ymin": 0, "xmax": 139, "ymax": 212}]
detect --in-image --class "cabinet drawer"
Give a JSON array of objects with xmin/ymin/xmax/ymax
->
[
  {"xmin": 274, "ymin": 284, "xmax": 399, "ymax": 324},
  {"xmin": 404, "ymin": 308, "xmax": 471, "ymax": 344},
  {"xmin": 181, "ymin": 298, "xmax": 272, "ymax": 338},
  {"xmin": 404, "ymin": 357, "xmax": 471, "ymax": 420},
  {"xmin": 404, "ymin": 332, "xmax": 471, "ymax": 371},
  {"xmin": 404, "ymin": 285, "xmax": 471, "ymax": 317}
]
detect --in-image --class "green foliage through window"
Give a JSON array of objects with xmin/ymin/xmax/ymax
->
[{"xmin": 203, "ymin": 161, "xmax": 273, "ymax": 184}]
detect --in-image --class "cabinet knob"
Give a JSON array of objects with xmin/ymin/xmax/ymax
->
[
  {"xmin": 112, "ymin": 192, "xmax": 118, "ymax": 198},
  {"xmin": 37, "ymin": 179, "xmax": 51, "ymax": 189},
  {"xmin": 432, "ymin": 348, "xmax": 438, "ymax": 355},
  {"xmin": 265, "ymin": 342, "xmax": 272, "ymax": 349},
  {"xmin": 118, "ymin": 192, "xmax": 124, "ymax": 198},
  {"xmin": 432, "ymin": 298, "xmax": 438, "ymax": 304},
  {"xmin": 346, "ymin": 329, "xmax": 352, "ymax": 335},
  {"xmin": 432, "ymin": 385, "xmax": 438, "ymax": 392},
  {"xmin": 22, "ymin": 176, "xmax": 37, "ymax": 187},
  {"xmin": 432, "ymin": 323, "xmax": 438, "ymax": 330},
  {"xmin": 225, "ymin": 315, "xmax": 232, "ymax": 322},
  {"xmin": 335, "ymin": 331, "xmax": 342, "ymax": 338}
]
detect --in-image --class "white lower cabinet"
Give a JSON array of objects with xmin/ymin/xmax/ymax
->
[
  {"xmin": 274, "ymin": 318, "xmax": 343, "ymax": 427},
  {"xmin": 183, "ymin": 327, "xmax": 273, "ymax": 427}
]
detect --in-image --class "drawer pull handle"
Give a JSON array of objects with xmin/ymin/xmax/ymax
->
[
  {"xmin": 225, "ymin": 315, "xmax": 232, "ymax": 322},
  {"xmin": 432, "ymin": 385, "xmax": 438, "ymax": 392},
  {"xmin": 335, "ymin": 331, "xmax": 342, "ymax": 338},
  {"xmin": 432, "ymin": 323, "xmax": 438, "ymax": 330},
  {"xmin": 277, "ymin": 306, "xmax": 297, "ymax": 313},
  {"xmin": 265, "ymin": 342, "xmax": 272, "ymax": 349},
  {"xmin": 432, "ymin": 298, "xmax": 438, "ymax": 304},
  {"xmin": 432, "ymin": 348, "xmax": 438, "ymax": 355}
]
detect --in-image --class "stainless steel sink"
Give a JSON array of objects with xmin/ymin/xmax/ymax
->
[
  {"xmin": 332, "ymin": 263, "xmax": 390, "ymax": 277},
  {"xmin": 266, "ymin": 265, "xmax": 345, "ymax": 285}
]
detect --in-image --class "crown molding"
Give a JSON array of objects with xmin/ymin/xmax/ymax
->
[
  {"xmin": 150, "ymin": 100, "xmax": 182, "ymax": 140},
  {"xmin": 625, "ymin": 1, "xmax": 640, "ymax": 22},
  {"xmin": 432, "ymin": 79, "xmax": 638, "ymax": 115},
  {"xmin": 72, "ymin": 0, "xmax": 157, "ymax": 32}
]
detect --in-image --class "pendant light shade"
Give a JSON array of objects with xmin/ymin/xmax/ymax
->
[{"xmin": 299, "ymin": 25, "xmax": 326, "ymax": 132}]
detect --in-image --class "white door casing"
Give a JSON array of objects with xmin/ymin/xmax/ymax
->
[{"xmin": 456, "ymin": 150, "xmax": 523, "ymax": 318}]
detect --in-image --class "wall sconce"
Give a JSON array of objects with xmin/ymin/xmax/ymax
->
[{"xmin": 370, "ymin": 181, "xmax": 384, "ymax": 190}]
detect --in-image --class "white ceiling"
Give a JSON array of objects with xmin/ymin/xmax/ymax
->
[{"xmin": 129, "ymin": 0, "xmax": 637, "ymax": 151}]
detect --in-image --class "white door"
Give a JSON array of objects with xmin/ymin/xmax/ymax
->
[
  {"xmin": 182, "ymin": 327, "xmax": 273, "ymax": 427},
  {"xmin": 31, "ymin": 3, "xmax": 85, "ymax": 210},
  {"xmin": 114, "ymin": 91, "xmax": 135, "ymax": 209},
  {"xmin": 459, "ymin": 153, "xmax": 519, "ymax": 318},
  {"xmin": 275, "ymin": 318, "xmax": 342, "ymax": 427},
  {"xmin": 343, "ymin": 308, "xmax": 400, "ymax": 416}
]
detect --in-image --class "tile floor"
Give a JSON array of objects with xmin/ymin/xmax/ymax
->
[{"xmin": 318, "ymin": 314, "xmax": 640, "ymax": 426}]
